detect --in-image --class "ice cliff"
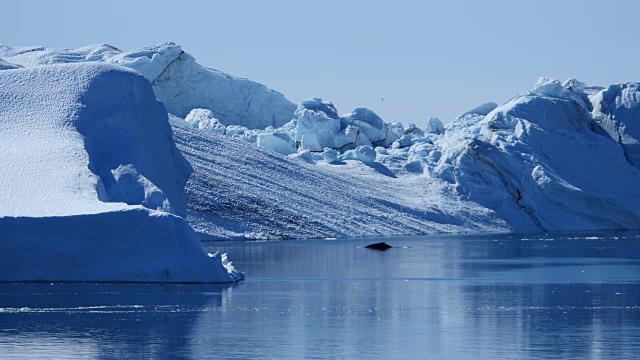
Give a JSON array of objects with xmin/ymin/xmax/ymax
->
[
  {"xmin": 434, "ymin": 78, "xmax": 640, "ymax": 231},
  {"xmin": 0, "ymin": 63, "xmax": 243, "ymax": 282},
  {"xmin": 0, "ymin": 43, "xmax": 296, "ymax": 129}
]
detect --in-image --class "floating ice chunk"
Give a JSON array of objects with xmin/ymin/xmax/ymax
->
[
  {"xmin": 295, "ymin": 98, "xmax": 341, "ymax": 151},
  {"xmin": 394, "ymin": 134, "xmax": 415, "ymax": 148},
  {"xmin": 384, "ymin": 125, "xmax": 401, "ymax": 145},
  {"xmin": 562, "ymin": 78, "xmax": 586, "ymax": 93},
  {"xmin": 424, "ymin": 117, "xmax": 445, "ymax": 135},
  {"xmin": 404, "ymin": 123, "xmax": 424, "ymax": 136},
  {"xmin": 533, "ymin": 77, "xmax": 568, "ymax": 98},
  {"xmin": 289, "ymin": 149, "xmax": 322, "ymax": 163},
  {"xmin": 257, "ymin": 132, "xmax": 296, "ymax": 155},
  {"xmin": 387, "ymin": 121, "xmax": 405, "ymax": 139},
  {"xmin": 375, "ymin": 146, "xmax": 388, "ymax": 154},
  {"xmin": 323, "ymin": 148, "xmax": 339, "ymax": 163},
  {"xmin": 334, "ymin": 125, "xmax": 372, "ymax": 150},
  {"xmin": 342, "ymin": 108, "xmax": 387, "ymax": 143},
  {"xmin": 185, "ymin": 108, "xmax": 226, "ymax": 134},
  {"xmin": 335, "ymin": 125, "xmax": 358, "ymax": 148},
  {"xmin": 354, "ymin": 145, "xmax": 376, "ymax": 163},
  {"xmin": 225, "ymin": 125, "xmax": 248, "ymax": 136}
]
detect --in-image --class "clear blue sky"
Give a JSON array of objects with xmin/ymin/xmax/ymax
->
[{"xmin": 3, "ymin": 0, "xmax": 639, "ymax": 125}]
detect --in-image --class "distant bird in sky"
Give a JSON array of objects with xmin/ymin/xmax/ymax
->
[{"xmin": 381, "ymin": 97, "xmax": 384, "ymax": 101}]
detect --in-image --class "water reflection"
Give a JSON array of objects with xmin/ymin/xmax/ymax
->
[
  {"xmin": 202, "ymin": 232, "xmax": 640, "ymax": 359},
  {"xmin": 1, "ymin": 232, "xmax": 639, "ymax": 359},
  {"xmin": 0, "ymin": 283, "xmax": 236, "ymax": 359}
]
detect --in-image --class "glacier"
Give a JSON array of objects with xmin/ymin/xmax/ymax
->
[
  {"xmin": 0, "ymin": 62, "xmax": 243, "ymax": 282},
  {"xmin": 1, "ymin": 41, "xmax": 639, "ymax": 243}
]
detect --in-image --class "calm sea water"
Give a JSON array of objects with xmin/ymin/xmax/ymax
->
[{"xmin": 1, "ymin": 232, "xmax": 639, "ymax": 359}]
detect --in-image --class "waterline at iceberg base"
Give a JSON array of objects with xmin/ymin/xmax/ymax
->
[
  {"xmin": 1, "ymin": 42, "xmax": 639, "ymax": 275},
  {"xmin": 0, "ymin": 62, "xmax": 242, "ymax": 282}
]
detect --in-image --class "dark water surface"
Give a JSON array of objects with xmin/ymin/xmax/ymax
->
[{"xmin": 1, "ymin": 232, "xmax": 639, "ymax": 359}]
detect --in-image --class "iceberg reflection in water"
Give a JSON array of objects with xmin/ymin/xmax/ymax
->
[{"xmin": 1, "ymin": 231, "xmax": 640, "ymax": 359}]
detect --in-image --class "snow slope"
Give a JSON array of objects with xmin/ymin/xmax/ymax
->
[
  {"xmin": 0, "ymin": 58, "xmax": 21, "ymax": 70},
  {"xmin": 0, "ymin": 43, "xmax": 296, "ymax": 129},
  {"xmin": 0, "ymin": 63, "xmax": 242, "ymax": 282},
  {"xmin": 171, "ymin": 122, "xmax": 509, "ymax": 240},
  {"xmin": 171, "ymin": 77, "xmax": 640, "ymax": 238}
]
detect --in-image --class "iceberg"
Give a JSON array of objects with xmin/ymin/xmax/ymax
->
[
  {"xmin": 256, "ymin": 131, "xmax": 297, "ymax": 155},
  {"xmin": 434, "ymin": 79, "xmax": 640, "ymax": 231},
  {"xmin": 0, "ymin": 63, "xmax": 243, "ymax": 282},
  {"xmin": 294, "ymin": 98, "xmax": 342, "ymax": 151},
  {"xmin": 171, "ymin": 122, "xmax": 508, "ymax": 240},
  {"xmin": 592, "ymin": 82, "xmax": 640, "ymax": 169},
  {"xmin": 0, "ymin": 43, "xmax": 296, "ymax": 129},
  {"xmin": 184, "ymin": 108, "xmax": 226, "ymax": 134},
  {"xmin": 342, "ymin": 108, "xmax": 388, "ymax": 144},
  {"xmin": 424, "ymin": 117, "xmax": 445, "ymax": 135},
  {"xmin": 3, "ymin": 41, "xmax": 639, "ymax": 239}
]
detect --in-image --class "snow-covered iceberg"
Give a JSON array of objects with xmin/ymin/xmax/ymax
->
[
  {"xmin": 169, "ymin": 75, "xmax": 640, "ymax": 237},
  {"xmin": 0, "ymin": 43, "xmax": 296, "ymax": 129},
  {"xmin": 3, "ymin": 41, "xmax": 639, "ymax": 239},
  {"xmin": 433, "ymin": 79, "xmax": 640, "ymax": 231},
  {"xmin": 0, "ymin": 63, "xmax": 243, "ymax": 282},
  {"xmin": 592, "ymin": 82, "xmax": 640, "ymax": 169}
]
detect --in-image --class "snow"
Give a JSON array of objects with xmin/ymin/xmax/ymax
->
[
  {"xmin": 592, "ymin": 82, "xmax": 640, "ymax": 169},
  {"xmin": 0, "ymin": 43, "xmax": 296, "ymax": 129},
  {"xmin": 294, "ymin": 98, "xmax": 342, "ymax": 151},
  {"xmin": 171, "ymin": 123, "xmax": 508, "ymax": 240},
  {"xmin": 342, "ymin": 108, "xmax": 387, "ymax": 143},
  {"xmin": 0, "ymin": 58, "xmax": 21, "ymax": 70},
  {"xmin": 433, "ymin": 79, "xmax": 640, "ymax": 231},
  {"xmin": 184, "ymin": 109, "xmax": 226, "ymax": 134},
  {"xmin": 0, "ymin": 63, "xmax": 242, "ymax": 282},
  {"xmin": 256, "ymin": 132, "xmax": 296, "ymax": 155},
  {"xmin": 533, "ymin": 77, "xmax": 567, "ymax": 98},
  {"xmin": 461, "ymin": 102, "xmax": 498, "ymax": 117},
  {"xmin": 335, "ymin": 125, "xmax": 371, "ymax": 150},
  {"xmin": 3, "ymin": 40, "xmax": 640, "ymax": 241},
  {"xmin": 424, "ymin": 117, "xmax": 445, "ymax": 135},
  {"xmin": 353, "ymin": 145, "xmax": 377, "ymax": 163},
  {"xmin": 322, "ymin": 148, "xmax": 339, "ymax": 163}
]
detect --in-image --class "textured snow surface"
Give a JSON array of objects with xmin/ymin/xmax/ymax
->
[
  {"xmin": 0, "ymin": 63, "xmax": 242, "ymax": 282},
  {"xmin": 592, "ymin": 82, "xmax": 640, "ymax": 169},
  {"xmin": 172, "ymin": 76, "xmax": 640, "ymax": 237},
  {"xmin": 3, "ymin": 41, "xmax": 639, "ymax": 240},
  {"xmin": 433, "ymin": 83, "xmax": 640, "ymax": 231},
  {"xmin": 0, "ymin": 43, "xmax": 296, "ymax": 129},
  {"xmin": 0, "ymin": 58, "xmax": 21, "ymax": 70},
  {"xmin": 171, "ymin": 123, "xmax": 509, "ymax": 240}
]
